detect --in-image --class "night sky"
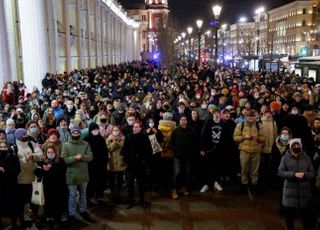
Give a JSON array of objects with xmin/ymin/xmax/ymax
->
[{"xmin": 119, "ymin": 0, "xmax": 295, "ymax": 30}]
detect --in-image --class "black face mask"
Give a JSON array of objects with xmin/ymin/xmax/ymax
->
[
  {"xmin": 100, "ymin": 119, "xmax": 107, "ymax": 123},
  {"xmin": 0, "ymin": 150, "xmax": 7, "ymax": 157},
  {"xmin": 292, "ymin": 147, "xmax": 301, "ymax": 154},
  {"xmin": 71, "ymin": 135, "xmax": 80, "ymax": 140}
]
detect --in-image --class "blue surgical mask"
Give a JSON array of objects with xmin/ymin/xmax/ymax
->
[
  {"xmin": 48, "ymin": 155, "xmax": 55, "ymax": 161},
  {"xmin": 280, "ymin": 134, "xmax": 289, "ymax": 142}
]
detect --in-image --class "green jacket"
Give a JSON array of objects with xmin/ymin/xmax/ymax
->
[{"xmin": 61, "ymin": 139, "xmax": 93, "ymax": 185}]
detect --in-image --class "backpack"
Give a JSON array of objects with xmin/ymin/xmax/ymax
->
[{"xmin": 239, "ymin": 120, "xmax": 262, "ymax": 137}]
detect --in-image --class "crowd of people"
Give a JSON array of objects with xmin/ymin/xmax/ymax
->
[{"xmin": 0, "ymin": 60, "xmax": 320, "ymax": 229}]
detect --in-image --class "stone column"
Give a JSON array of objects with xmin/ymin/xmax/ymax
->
[
  {"xmin": 18, "ymin": 0, "xmax": 50, "ymax": 91},
  {"xmin": 0, "ymin": 0, "xmax": 11, "ymax": 88}
]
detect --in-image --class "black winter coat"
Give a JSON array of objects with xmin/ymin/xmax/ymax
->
[
  {"xmin": 278, "ymin": 150, "xmax": 315, "ymax": 208},
  {"xmin": 35, "ymin": 159, "xmax": 67, "ymax": 216},
  {"xmin": 0, "ymin": 150, "xmax": 20, "ymax": 216},
  {"xmin": 123, "ymin": 132, "xmax": 153, "ymax": 171}
]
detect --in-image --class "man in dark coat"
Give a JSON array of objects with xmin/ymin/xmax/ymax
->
[
  {"xmin": 123, "ymin": 121, "xmax": 153, "ymax": 209},
  {"xmin": 169, "ymin": 114, "xmax": 197, "ymax": 199},
  {"xmin": 84, "ymin": 123, "xmax": 108, "ymax": 206}
]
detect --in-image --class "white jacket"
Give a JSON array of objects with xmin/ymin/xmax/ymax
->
[{"xmin": 16, "ymin": 140, "xmax": 43, "ymax": 184}]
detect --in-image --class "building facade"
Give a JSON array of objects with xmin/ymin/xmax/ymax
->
[
  {"xmin": 268, "ymin": 0, "xmax": 317, "ymax": 56},
  {"xmin": 0, "ymin": 0, "xmax": 140, "ymax": 90},
  {"xmin": 126, "ymin": 0, "xmax": 169, "ymax": 59}
]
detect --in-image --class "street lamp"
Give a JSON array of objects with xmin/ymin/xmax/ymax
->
[
  {"xmin": 196, "ymin": 19, "xmax": 203, "ymax": 63},
  {"xmin": 181, "ymin": 32, "xmax": 186, "ymax": 61},
  {"xmin": 255, "ymin": 7, "xmax": 265, "ymax": 56},
  {"xmin": 212, "ymin": 4, "xmax": 222, "ymax": 63},
  {"xmin": 187, "ymin": 27, "xmax": 193, "ymax": 61}
]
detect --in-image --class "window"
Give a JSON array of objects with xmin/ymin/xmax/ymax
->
[
  {"xmin": 302, "ymin": 20, "xmax": 306, "ymax": 26},
  {"xmin": 303, "ymin": 8, "xmax": 306, "ymax": 14},
  {"xmin": 142, "ymin": 30, "xmax": 146, "ymax": 39},
  {"xmin": 142, "ymin": 15, "xmax": 146, "ymax": 21}
]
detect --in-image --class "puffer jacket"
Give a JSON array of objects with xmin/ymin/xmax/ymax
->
[
  {"xmin": 16, "ymin": 140, "xmax": 44, "ymax": 184},
  {"xmin": 278, "ymin": 150, "xmax": 315, "ymax": 208},
  {"xmin": 260, "ymin": 116, "xmax": 278, "ymax": 154},
  {"xmin": 106, "ymin": 135, "xmax": 126, "ymax": 172},
  {"xmin": 233, "ymin": 121, "xmax": 265, "ymax": 153},
  {"xmin": 158, "ymin": 119, "xmax": 176, "ymax": 143}
]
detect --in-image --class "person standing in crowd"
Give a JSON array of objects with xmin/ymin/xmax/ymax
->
[
  {"xmin": 123, "ymin": 121, "xmax": 152, "ymax": 209},
  {"xmin": 145, "ymin": 117, "xmax": 164, "ymax": 195},
  {"xmin": 283, "ymin": 104, "xmax": 314, "ymax": 158},
  {"xmin": 233, "ymin": 110, "xmax": 265, "ymax": 193},
  {"xmin": 270, "ymin": 127, "xmax": 292, "ymax": 216},
  {"xmin": 83, "ymin": 123, "xmax": 108, "ymax": 206},
  {"xmin": 121, "ymin": 113, "xmax": 136, "ymax": 137},
  {"xmin": 0, "ymin": 141, "xmax": 20, "ymax": 229},
  {"xmin": 41, "ymin": 128, "xmax": 63, "ymax": 153},
  {"xmin": 57, "ymin": 118, "xmax": 70, "ymax": 143},
  {"xmin": 98, "ymin": 113, "xmax": 113, "ymax": 139},
  {"xmin": 169, "ymin": 115, "xmax": 197, "ymax": 199},
  {"xmin": 15, "ymin": 128, "xmax": 43, "ymax": 226},
  {"xmin": 278, "ymin": 138, "xmax": 314, "ymax": 230},
  {"xmin": 34, "ymin": 144, "xmax": 68, "ymax": 226},
  {"xmin": 5, "ymin": 118, "xmax": 16, "ymax": 145},
  {"xmin": 200, "ymin": 108, "xmax": 225, "ymax": 193},
  {"xmin": 61, "ymin": 126, "xmax": 94, "ymax": 223},
  {"xmin": 106, "ymin": 126, "xmax": 126, "ymax": 203},
  {"xmin": 26, "ymin": 120, "xmax": 46, "ymax": 146},
  {"xmin": 259, "ymin": 108, "xmax": 278, "ymax": 188}
]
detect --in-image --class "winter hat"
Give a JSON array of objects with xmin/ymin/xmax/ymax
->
[
  {"xmin": 239, "ymin": 98, "xmax": 248, "ymax": 108},
  {"xmin": 221, "ymin": 88, "xmax": 229, "ymax": 95},
  {"xmin": 289, "ymin": 138, "xmax": 302, "ymax": 149},
  {"xmin": 47, "ymin": 128, "xmax": 59, "ymax": 137},
  {"xmin": 208, "ymin": 104, "xmax": 219, "ymax": 114},
  {"xmin": 163, "ymin": 112, "xmax": 173, "ymax": 120},
  {"xmin": 14, "ymin": 128, "xmax": 27, "ymax": 140},
  {"xmin": 70, "ymin": 126, "xmax": 81, "ymax": 134},
  {"xmin": 270, "ymin": 101, "xmax": 281, "ymax": 112},
  {"xmin": 88, "ymin": 123, "xmax": 99, "ymax": 133},
  {"xmin": 6, "ymin": 118, "xmax": 15, "ymax": 126}
]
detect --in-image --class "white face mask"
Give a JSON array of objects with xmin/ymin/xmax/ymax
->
[
  {"xmin": 67, "ymin": 104, "xmax": 73, "ymax": 110},
  {"xmin": 128, "ymin": 120, "xmax": 134, "ymax": 126},
  {"xmin": 91, "ymin": 130, "xmax": 100, "ymax": 136},
  {"xmin": 201, "ymin": 104, "xmax": 207, "ymax": 109},
  {"xmin": 149, "ymin": 123, "xmax": 154, "ymax": 128}
]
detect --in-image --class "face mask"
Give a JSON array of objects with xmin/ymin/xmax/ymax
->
[
  {"xmin": 20, "ymin": 136, "xmax": 29, "ymax": 142},
  {"xmin": 67, "ymin": 105, "xmax": 73, "ymax": 110},
  {"xmin": 48, "ymin": 155, "xmax": 55, "ymax": 161},
  {"xmin": 292, "ymin": 147, "xmax": 301, "ymax": 154},
  {"xmin": 29, "ymin": 128, "xmax": 39, "ymax": 136},
  {"xmin": 214, "ymin": 118, "xmax": 220, "ymax": 123},
  {"xmin": 211, "ymin": 92, "xmax": 216, "ymax": 96},
  {"xmin": 128, "ymin": 121, "xmax": 134, "ymax": 126},
  {"xmin": 0, "ymin": 150, "xmax": 7, "ymax": 157},
  {"xmin": 149, "ymin": 123, "xmax": 154, "ymax": 128},
  {"xmin": 196, "ymin": 94, "xmax": 201, "ymax": 99},
  {"xmin": 178, "ymin": 108, "xmax": 185, "ymax": 114},
  {"xmin": 71, "ymin": 135, "xmax": 80, "ymax": 140},
  {"xmin": 113, "ymin": 131, "xmax": 119, "ymax": 136},
  {"xmin": 291, "ymin": 110, "xmax": 298, "ymax": 115},
  {"xmin": 280, "ymin": 134, "xmax": 289, "ymax": 142},
  {"xmin": 91, "ymin": 130, "xmax": 100, "ymax": 136},
  {"xmin": 100, "ymin": 119, "xmax": 107, "ymax": 123},
  {"xmin": 201, "ymin": 104, "xmax": 207, "ymax": 109}
]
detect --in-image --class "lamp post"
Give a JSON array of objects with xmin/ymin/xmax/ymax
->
[
  {"xmin": 255, "ymin": 7, "xmax": 265, "ymax": 56},
  {"xmin": 196, "ymin": 19, "xmax": 203, "ymax": 63},
  {"xmin": 212, "ymin": 4, "xmax": 222, "ymax": 64},
  {"xmin": 221, "ymin": 24, "xmax": 227, "ymax": 64},
  {"xmin": 181, "ymin": 32, "xmax": 186, "ymax": 61},
  {"xmin": 187, "ymin": 27, "xmax": 193, "ymax": 61}
]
